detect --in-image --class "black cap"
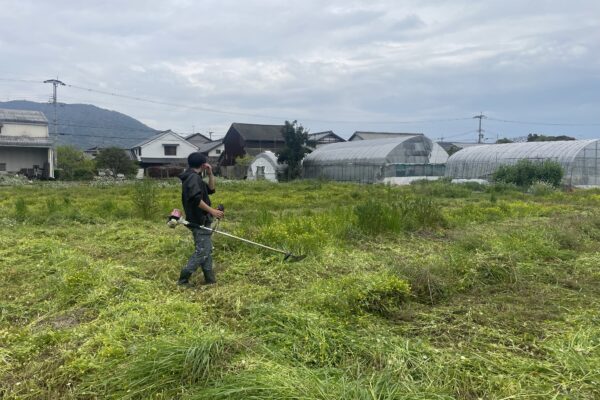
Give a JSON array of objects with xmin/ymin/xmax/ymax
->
[{"xmin": 187, "ymin": 152, "xmax": 207, "ymax": 168}]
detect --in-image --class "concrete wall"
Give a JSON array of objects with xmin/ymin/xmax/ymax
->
[{"xmin": 1, "ymin": 123, "xmax": 48, "ymax": 138}]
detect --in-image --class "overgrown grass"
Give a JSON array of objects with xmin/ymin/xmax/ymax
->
[{"xmin": 1, "ymin": 179, "xmax": 600, "ymax": 399}]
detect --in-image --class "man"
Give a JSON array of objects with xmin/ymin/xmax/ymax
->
[{"xmin": 177, "ymin": 152, "xmax": 224, "ymax": 286}]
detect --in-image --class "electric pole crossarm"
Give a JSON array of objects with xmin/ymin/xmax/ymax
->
[{"xmin": 473, "ymin": 113, "xmax": 487, "ymax": 143}]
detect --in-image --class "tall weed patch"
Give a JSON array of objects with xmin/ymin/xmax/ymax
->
[
  {"xmin": 354, "ymin": 194, "xmax": 446, "ymax": 234},
  {"xmin": 132, "ymin": 179, "xmax": 159, "ymax": 220},
  {"xmin": 85, "ymin": 334, "xmax": 239, "ymax": 399}
]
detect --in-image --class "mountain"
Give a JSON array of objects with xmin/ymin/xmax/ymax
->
[{"xmin": 0, "ymin": 100, "xmax": 158, "ymax": 149}]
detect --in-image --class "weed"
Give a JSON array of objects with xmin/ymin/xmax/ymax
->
[
  {"xmin": 14, "ymin": 198, "xmax": 28, "ymax": 221},
  {"xmin": 132, "ymin": 179, "xmax": 159, "ymax": 220}
]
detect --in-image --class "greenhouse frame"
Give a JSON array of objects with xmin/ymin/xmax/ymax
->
[
  {"xmin": 445, "ymin": 139, "xmax": 600, "ymax": 186},
  {"xmin": 303, "ymin": 135, "xmax": 448, "ymax": 183}
]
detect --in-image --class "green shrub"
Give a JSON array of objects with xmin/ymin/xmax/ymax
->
[
  {"xmin": 493, "ymin": 159, "xmax": 563, "ymax": 188},
  {"xmin": 56, "ymin": 145, "xmax": 95, "ymax": 181}
]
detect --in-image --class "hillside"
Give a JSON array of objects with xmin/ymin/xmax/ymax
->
[
  {"xmin": 1, "ymin": 180, "xmax": 599, "ymax": 398},
  {"xmin": 0, "ymin": 100, "xmax": 157, "ymax": 149}
]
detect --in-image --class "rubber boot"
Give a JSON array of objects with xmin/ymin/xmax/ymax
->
[
  {"xmin": 177, "ymin": 270, "xmax": 193, "ymax": 287},
  {"xmin": 202, "ymin": 269, "xmax": 217, "ymax": 285}
]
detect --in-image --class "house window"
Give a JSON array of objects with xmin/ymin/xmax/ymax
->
[
  {"xmin": 0, "ymin": 163, "xmax": 6, "ymax": 172},
  {"xmin": 164, "ymin": 145, "xmax": 177, "ymax": 156},
  {"xmin": 215, "ymin": 149, "xmax": 221, "ymax": 154}
]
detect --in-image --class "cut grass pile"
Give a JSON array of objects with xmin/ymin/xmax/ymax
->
[{"xmin": 1, "ymin": 179, "xmax": 599, "ymax": 399}]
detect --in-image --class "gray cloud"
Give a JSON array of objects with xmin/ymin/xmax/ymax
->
[{"xmin": 1, "ymin": 0, "xmax": 599, "ymax": 140}]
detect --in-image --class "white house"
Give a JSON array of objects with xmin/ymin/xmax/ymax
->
[
  {"xmin": 197, "ymin": 139, "xmax": 224, "ymax": 163},
  {"xmin": 247, "ymin": 151, "xmax": 284, "ymax": 182},
  {"xmin": 0, "ymin": 108, "xmax": 54, "ymax": 178},
  {"xmin": 130, "ymin": 130, "xmax": 198, "ymax": 169}
]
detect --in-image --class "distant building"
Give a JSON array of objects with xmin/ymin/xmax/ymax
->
[
  {"xmin": 246, "ymin": 151, "xmax": 285, "ymax": 182},
  {"xmin": 348, "ymin": 131, "xmax": 422, "ymax": 141},
  {"xmin": 220, "ymin": 123, "xmax": 285, "ymax": 166},
  {"xmin": 0, "ymin": 108, "xmax": 54, "ymax": 178},
  {"xmin": 445, "ymin": 140, "xmax": 600, "ymax": 187},
  {"xmin": 196, "ymin": 139, "xmax": 224, "ymax": 165},
  {"xmin": 130, "ymin": 130, "xmax": 198, "ymax": 169},
  {"xmin": 303, "ymin": 136, "xmax": 448, "ymax": 183},
  {"xmin": 307, "ymin": 131, "xmax": 345, "ymax": 149},
  {"xmin": 185, "ymin": 132, "xmax": 212, "ymax": 147}
]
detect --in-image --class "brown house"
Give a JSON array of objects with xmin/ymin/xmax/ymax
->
[{"xmin": 220, "ymin": 123, "xmax": 285, "ymax": 166}]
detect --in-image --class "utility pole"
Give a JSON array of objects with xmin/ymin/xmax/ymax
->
[
  {"xmin": 44, "ymin": 79, "xmax": 65, "ymax": 136},
  {"xmin": 473, "ymin": 113, "xmax": 487, "ymax": 143}
]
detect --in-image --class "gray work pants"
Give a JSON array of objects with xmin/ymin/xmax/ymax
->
[{"xmin": 183, "ymin": 228, "xmax": 213, "ymax": 276}]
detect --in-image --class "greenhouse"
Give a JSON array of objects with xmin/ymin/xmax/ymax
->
[
  {"xmin": 445, "ymin": 139, "xmax": 600, "ymax": 186},
  {"xmin": 303, "ymin": 135, "xmax": 448, "ymax": 183},
  {"xmin": 246, "ymin": 151, "xmax": 284, "ymax": 182}
]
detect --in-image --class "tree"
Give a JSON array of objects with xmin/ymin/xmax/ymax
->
[
  {"xmin": 527, "ymin": 133, "xmax": 575, "ymax": 142},
  {"xmin": 447, "ymin": 144, "xmax": 463, "ymax": 156},
  {"xmin": 277, "ymin": 120, "xmax": 311, "ymax": 180},
  {"xmin": 56, "ymin": 145, "xmax": 95, "ymax": 180},
  {"xmin": 496, "ymin": 138, "xmax": 513, "ymax": 144},
  {"xmin": 95, "ymin": 147, "xmax": 138, "ymax": 176}
]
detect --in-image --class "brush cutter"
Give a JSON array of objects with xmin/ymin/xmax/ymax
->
[{"xmin": 167, "ymin": 208, "xmax": 306, "ymax": 262}]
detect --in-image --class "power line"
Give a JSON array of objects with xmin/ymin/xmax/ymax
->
[
  {"xmin": 487, "ymin": 117, "xmax": 600, "ymax": 127},
  {"xmin": 66, "ymin": 82, "xmax": 474, "ymax": 125},
  {"xmin": 4, "ymin": 77, "xmax": 600, "ymax": 127}
]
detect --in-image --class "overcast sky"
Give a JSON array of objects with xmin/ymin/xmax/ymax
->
[{"xmin": 1, "ymin": 0, "xmax": 599, "ymax": 141}]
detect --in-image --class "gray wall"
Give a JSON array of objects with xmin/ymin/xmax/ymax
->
[{"xmin": 0, "ymin": 147, "xmax": 49, "ymax": 172}]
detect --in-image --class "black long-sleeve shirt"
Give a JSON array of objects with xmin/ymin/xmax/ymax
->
[{"xmin": 179, "ymin": 169, "xmax": 215, "ymax": 226}]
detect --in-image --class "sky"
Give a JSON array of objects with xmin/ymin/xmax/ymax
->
[{"xmin": 1, "ymin": 0, "xmax": 599, "ymax": 141}]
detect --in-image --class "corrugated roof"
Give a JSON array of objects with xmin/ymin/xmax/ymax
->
[
  {"xmin": 0, "ymin": 108, "xmax": 48, "ymax": 125},
  {"xmin": 349, "ymin": 131, "xmax": 422, "ymax": 141},
  {"xmin": 230, "ymin": 123, "xmax": 285, "ymax": 142},
  {"xmin": 308, "ymin": 131, "xmax": 345, "ymax": 142}
]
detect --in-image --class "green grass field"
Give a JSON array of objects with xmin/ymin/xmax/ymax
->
[{"xmin": 1, "ymin": 179, "xmax": 599, "ymax": 399}]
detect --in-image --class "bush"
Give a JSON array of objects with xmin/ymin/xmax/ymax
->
[
  {"xmin": 95, "ymin": 147, "xmax": 138, "ymax": 176},
  {"xmin": 493, "ymin": 160, "xmax": 563, "ymax": 188},
  {"xmin": 56, "ymin": 145, "xmax": 95, "ymax": 181}
]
